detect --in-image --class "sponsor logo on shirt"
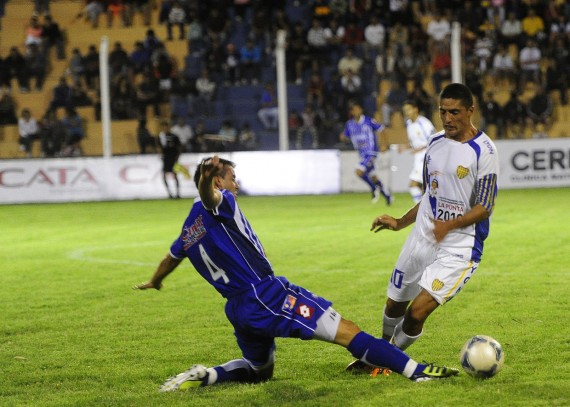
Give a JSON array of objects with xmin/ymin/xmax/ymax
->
[
  {"xmin": 282, "ymin": 295, "xmax": 297, "ymax": 313},
  {"xmin": 182, "ymin": 215, "xmax": 206, "ymax": 250},
  {"xmin": 295, "ymin": 303, "xmax": 315, "ymax": 319}
]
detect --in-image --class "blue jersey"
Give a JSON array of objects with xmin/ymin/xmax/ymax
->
[
  {"xmin": 170, "ymin": 190, "xmax": 273, "ymax": 298},
  {"xmin": 343, "ymin": 115, "xmax": 384, "ymax": 159}
]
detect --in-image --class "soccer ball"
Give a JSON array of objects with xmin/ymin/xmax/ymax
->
[{"xmin": 459, "ymin": 335, "xmax": 505, "ymax": 379}]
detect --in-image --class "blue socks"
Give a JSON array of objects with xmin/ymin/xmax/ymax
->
[{"xmin": 347, "ymin": 331, "xmax": 411, "ymax": 374}]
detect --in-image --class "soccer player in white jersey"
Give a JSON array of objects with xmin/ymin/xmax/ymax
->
[
  {"xmin": 372, "ymin": 83, "xmax": 499, "ymax": 351},
  {"xmin": 339, "ymin": 100, "xmax": 392, "ymax": 204},
  {"xmin": 400, "ymin": 99, "xmax": 436, "ymax": 203}
]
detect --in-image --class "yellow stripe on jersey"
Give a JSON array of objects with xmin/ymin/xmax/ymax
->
[
  {"xmin": 476, "ymin": 174, "xmax": 497, "ymax": 212},
  {"xmin": 442, "ymin": 261, "xmax": 473, "ymax": 303}
]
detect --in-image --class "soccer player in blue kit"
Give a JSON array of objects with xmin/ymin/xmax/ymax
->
[
  {"xmin": 340, "ymin": 100, "xmax": 392, "ymax": 204},
  {"xmin": 134, "ymin": 155, "xmax": 458, "ymax": 391}
]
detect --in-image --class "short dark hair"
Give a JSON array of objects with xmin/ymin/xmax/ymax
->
[
  {"xmin": 193, "ymin": 157, "xmax": 236, "ymax": 188},
  {"xmin": 403, "ymin": 99, "xmax": 418, "ymax": 108},
  {"xmin": 440, "ymin": 83, "xmax": 474, "ymax": 108}
]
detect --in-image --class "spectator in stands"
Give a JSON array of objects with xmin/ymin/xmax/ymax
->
[
  {"xmin": 143, "ymin": 29, "xmax": 163, "ymax": 57},
  {"xmin": 33, "ymin": 0, "xmax": 50, "ymax": 17},
  {"xmin": 83, "ymin": 45, "xmax": 100, "ymax": 90},
  {"xmin": 407, "ymin": 80, "xmax": 434, "ymax": 121},
  {"xmin": 526, "ymin": 85, "xmax": 553, "ymax": 138},
  {"xmin": 25, "ymin": 16, "xmax": 43, "ymax": 48},
  {"xmin": 316, "ymin": 102, "xmax": 342, "ymax": 148},
  {"xmin": 545, "ymin": 56, "xmax": 568, "ymax": 106},
  {"xmin": 166, "ymin": 0, "xmax": 186, "ymax": 41},
  {"xmin": 169, "ymin": 71, "xmax": 196, "ymax": 118},
  {"xmin": 135, "ymin": 72, "xmax": 161, "ymax": 118},
  {"xmin": 170, "ymin": 116, "xmax": 193, "ymax": 152},
  {"xmin": 426, "ymin": 9, "xmax": 451, "ymax": 53},
  {"xmin": 492, "ymin": 43, "xmax": 516, "ymax": 85},
  {"xmin": 287, "ymin": 22, "xmax": 311, "ymax": 85},
  {"xmin": 521, "ymin": 8, "xmax": 545, "ymax": 44},
  {"xmin": 324, "ymin": 70, "xmax": 344, "ymax": 117},
  {"xmin": 237, "ymin": 122, "xmax": 257, "ymax": 151},
  {"xmin": 388, "ymin": 21, "xmax": 409, "ymax": 58},
  {"xmin": 306, "ymin": 71, "xmax": 324, "ymax": 109},
  {"xmin": 519, "ymin": 38, "xmax": 542, "ymax": 91},
  {"xmin": 503, "ymin": 90, "xmax": 526, "ymax": 138},
  {"xmin": 288, "ymin": 110, "xmax": 301, "ymax": 145},
  {"xmin": 25, "ymin": 43, "xmax": 47, "ymax": 92},
  {"xmin": 296, "ymin": 104, "xmax": 319, "ymax": 149},
  {"xmin": 153, "ymin": 52, "xmax": 177, "ymax": 98},
  {"xmin": 61, "ymin": 107, "xmax": 85, "ymax": 156},
  {"xmin": 130, "ymin": 41, "xmax": 151, "ymax": 77},
  {"xmin": 500, "ymin": 11, "xmax": 523, "ymax": 47},
  {"xmin": 204, "ymin": 37, "xmax": 225, "ymax": 85},
  {"xmin": 250, "ymin": 8, "xmax": 271, "ymax": 54},
  {"xmin": 41, "ymin": 15, "xmax": 65, "ymax": 60},
  {"xmin": 381, "ymin": 80, "xmax": 407, "ymax": 128},
  {"xmin": 479, "ymin": 91, "xmax": 504, "ymax": 137},
  {"xmin": 108, "ymin": 41, "xmax": 130, "ymax": 79},
  {"xmin": 323, "ymin": 17, "xmax": 345, "ymax": 66},
  {"xmin": 205, "ymin": 7, "xmax": 230, "ymax": 43},
  {"xmin": 106, "ymin": 0, "xmax": 128, "ymax": 28},
  {"xmin": 186, "ymin": 11, "xmax": 204, "ymax": 49},
  {"xmin": 195, "ymin": 68, "xmax": 216, "ymax": 116},
  {"xmin": 4, "ymin": 47, "xmax": 29, "ymax": 93},
  {"xmin": 548, "ymin": 14, "xmax": 570, "ymax": 46},
  {"xmin": 473, "ymin": 29, "xmax": 496, "ymax": 73},
  {"xmin": 342, "ymin": 20, "xmax": 364, "ymax": 54},
  {"xmin": 338, "ymin": 47, "xmax": 363, "ymax": 76},
  {"xmin": 67, "ymin": 48, "xmax": 85, "ymax": 89},
  {"xmin": 363, "ymin": 14, "xmax": 385, "ymax": 62},
  {"xmin": 307, "ymin": 18, "xmax": 328, "ymax": 65},
  {"xmin": 464, "ymin": 59, "xmax": 484, "ymax": 103},
  {"xmin": 216, "ymin": 119, "xmax": 238, "ymax": 151},
  {"xmin": 430, "ymin": 42, "xmax": 451, "ymax": 94},
  {"xmin": 396, "ymin": 44, "xmax": 424, "ymax": 88},
  {"xmin": 110, "ymin": 73, "xmax": 135, "ymax": 119},
  {"xmin": 18, "ymin": 108, "xmax": 39, "ymax": 157},
  {"xmin": 239, "ymin": 39, "xmax": 262, "ymax": 85},
  {"xmin": 223, "ymin": 43, "xmax": 240, "ymax": 86},
  {"xmin": 340, "ymin": 68, "xmax": 362, "ymax": 104},
  {"xmin": 136, "ymin": 118, "xmax": 157, "ymax": 154},
  {"xmin": 49, "ymin": 76, "xmax": 72, "ymax": 112},
  {"xmin": 69, "ymin": 81, "xmax": 92, "ymax": 108},
  {"xmin": 125, "ymin": 0, "xmax": 152, "ymax": 27},
  {"xmin": 190, "ymin": 119, "xmax": 208, "ymax": 152},
  {"xmin": 75, "ymin": 0, "xmax": 105, "ymax": 29},
  {"xmin": 257, "ymin": 82, "xmax": 278, "ymax": 130},
  {"xmin": 0, "ymin": 90, "xmax": 18, "ymax": 125},
  {"xmin": 375, "ymin": 43, "xmax": 397, "ymax": 87},
  {"xmin": 39, "ymin": 110, "xmax": 65, "ymax": 157}
]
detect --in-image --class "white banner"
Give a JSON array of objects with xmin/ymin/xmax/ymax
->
[{"xmin": 0, "ymin": 150, "xmax": 341, "ymax": 204}]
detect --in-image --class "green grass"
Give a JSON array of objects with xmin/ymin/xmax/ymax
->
[{"xmin": 1, "ymin": 189, "xmax": 569, "ymax": 406}]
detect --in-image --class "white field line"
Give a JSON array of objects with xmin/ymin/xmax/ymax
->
[{"xmin": 67, "ymin": 241, "xmax": 164, "ymax": 267}]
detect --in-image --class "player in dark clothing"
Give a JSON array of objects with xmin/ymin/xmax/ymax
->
[
  {"xmin": 134, "ymin": 156, "xmax": 458, "ymax": 391},
  {"xmin": 158, "ymin": 120, "xmax": 182, "ymax": 199}
]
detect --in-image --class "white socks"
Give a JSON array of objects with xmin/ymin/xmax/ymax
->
[
  {"xmin": 392, "ymin": 320, "xmax": 422, "ymax": 351},
  {"xmin": 382, "ymin": 309, "xmax": 404, "ymax": 340}
]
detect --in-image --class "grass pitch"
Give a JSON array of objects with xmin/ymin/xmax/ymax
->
[{"xmin": 1, "ymin": 188, "xmax": 569, "ymax": 406}]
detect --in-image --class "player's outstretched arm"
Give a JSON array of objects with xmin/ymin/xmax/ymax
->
[
  {"xmin": 371, "ymin": 203, "xmax": 419, "ymax": 232},
  {"xmin": 134, "ymin": 253, "xmax": 183, "ymax": 290}
]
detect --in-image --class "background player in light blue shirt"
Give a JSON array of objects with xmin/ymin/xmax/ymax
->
[
  {"xmin": 340, "ymin": 100, "xmax": 392, "ymax": 204},
  {"xmin": 135, "ymin": 156, "xmax": 458, "ymax": 390}
]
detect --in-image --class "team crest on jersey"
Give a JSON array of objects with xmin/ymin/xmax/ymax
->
[
  {"xmin": 432, "ymin": 279, "xmax": 445, "ymax": 291},
  {"xmin": 295, "ymin": 303, "xmax": 315, "ymax": 319},
  {"xmin": 282, "ymin": 295, "xmax": 297, "ymax": 313},
  {"xmin": 456, "ymin": 165, "xmax": 469, "ymax": 179}
]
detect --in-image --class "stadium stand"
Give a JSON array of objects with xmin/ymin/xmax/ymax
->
[{"xmin": 1, "ymin": 0, "xmax": 569, "ymax": 160}]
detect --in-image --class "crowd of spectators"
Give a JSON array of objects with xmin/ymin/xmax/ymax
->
[{"xmin": 2, "ymin": 0, "xmax": 570, "ymax": 158}]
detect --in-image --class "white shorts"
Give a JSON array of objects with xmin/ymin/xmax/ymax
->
[
  {"xmin": 314, "ymin": 307, "xmax": 342, "ymax": 343},
  {"xmin": 409, "ymin": 152, "xmax": 425, "ymax": 184},
  {"xmin": 387, "ymin": 230, "xmax": 479, "ymax": 305}
]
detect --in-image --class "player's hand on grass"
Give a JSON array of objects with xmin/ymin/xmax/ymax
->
[{"xmin": 371, "ymin": 215, "xmax": 398, "ymax": 232}]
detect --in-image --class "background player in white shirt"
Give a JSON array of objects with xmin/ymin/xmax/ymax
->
[
  {"xmin": 399, "ymin": 100, "xmax": 436, "ymax": 203},
  {"xmin": 371, "ymin": 83, "xmax": 499, "ymax": 351}
]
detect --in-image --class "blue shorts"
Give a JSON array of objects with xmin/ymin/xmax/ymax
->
[
  {"xmin": 224, "ymin": 275, "xmax": 333, "ymax": 365},
  {"xmin": 358, "ymin": 155, "xmax": 377, "ymax": 175}
]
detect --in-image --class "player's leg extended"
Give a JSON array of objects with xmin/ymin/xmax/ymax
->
[
  {"xmin": 393, "ymin": 289, "xmax": 439, "ymax": 350},
  {"xmin": 330, "ymin": 315, "xmax": 457, "ymax": 381}
]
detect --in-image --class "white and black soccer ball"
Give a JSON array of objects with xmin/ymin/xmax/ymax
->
[{"xmin": 459, "ymin": 335, "xmax": 505, "ymax": 379}]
